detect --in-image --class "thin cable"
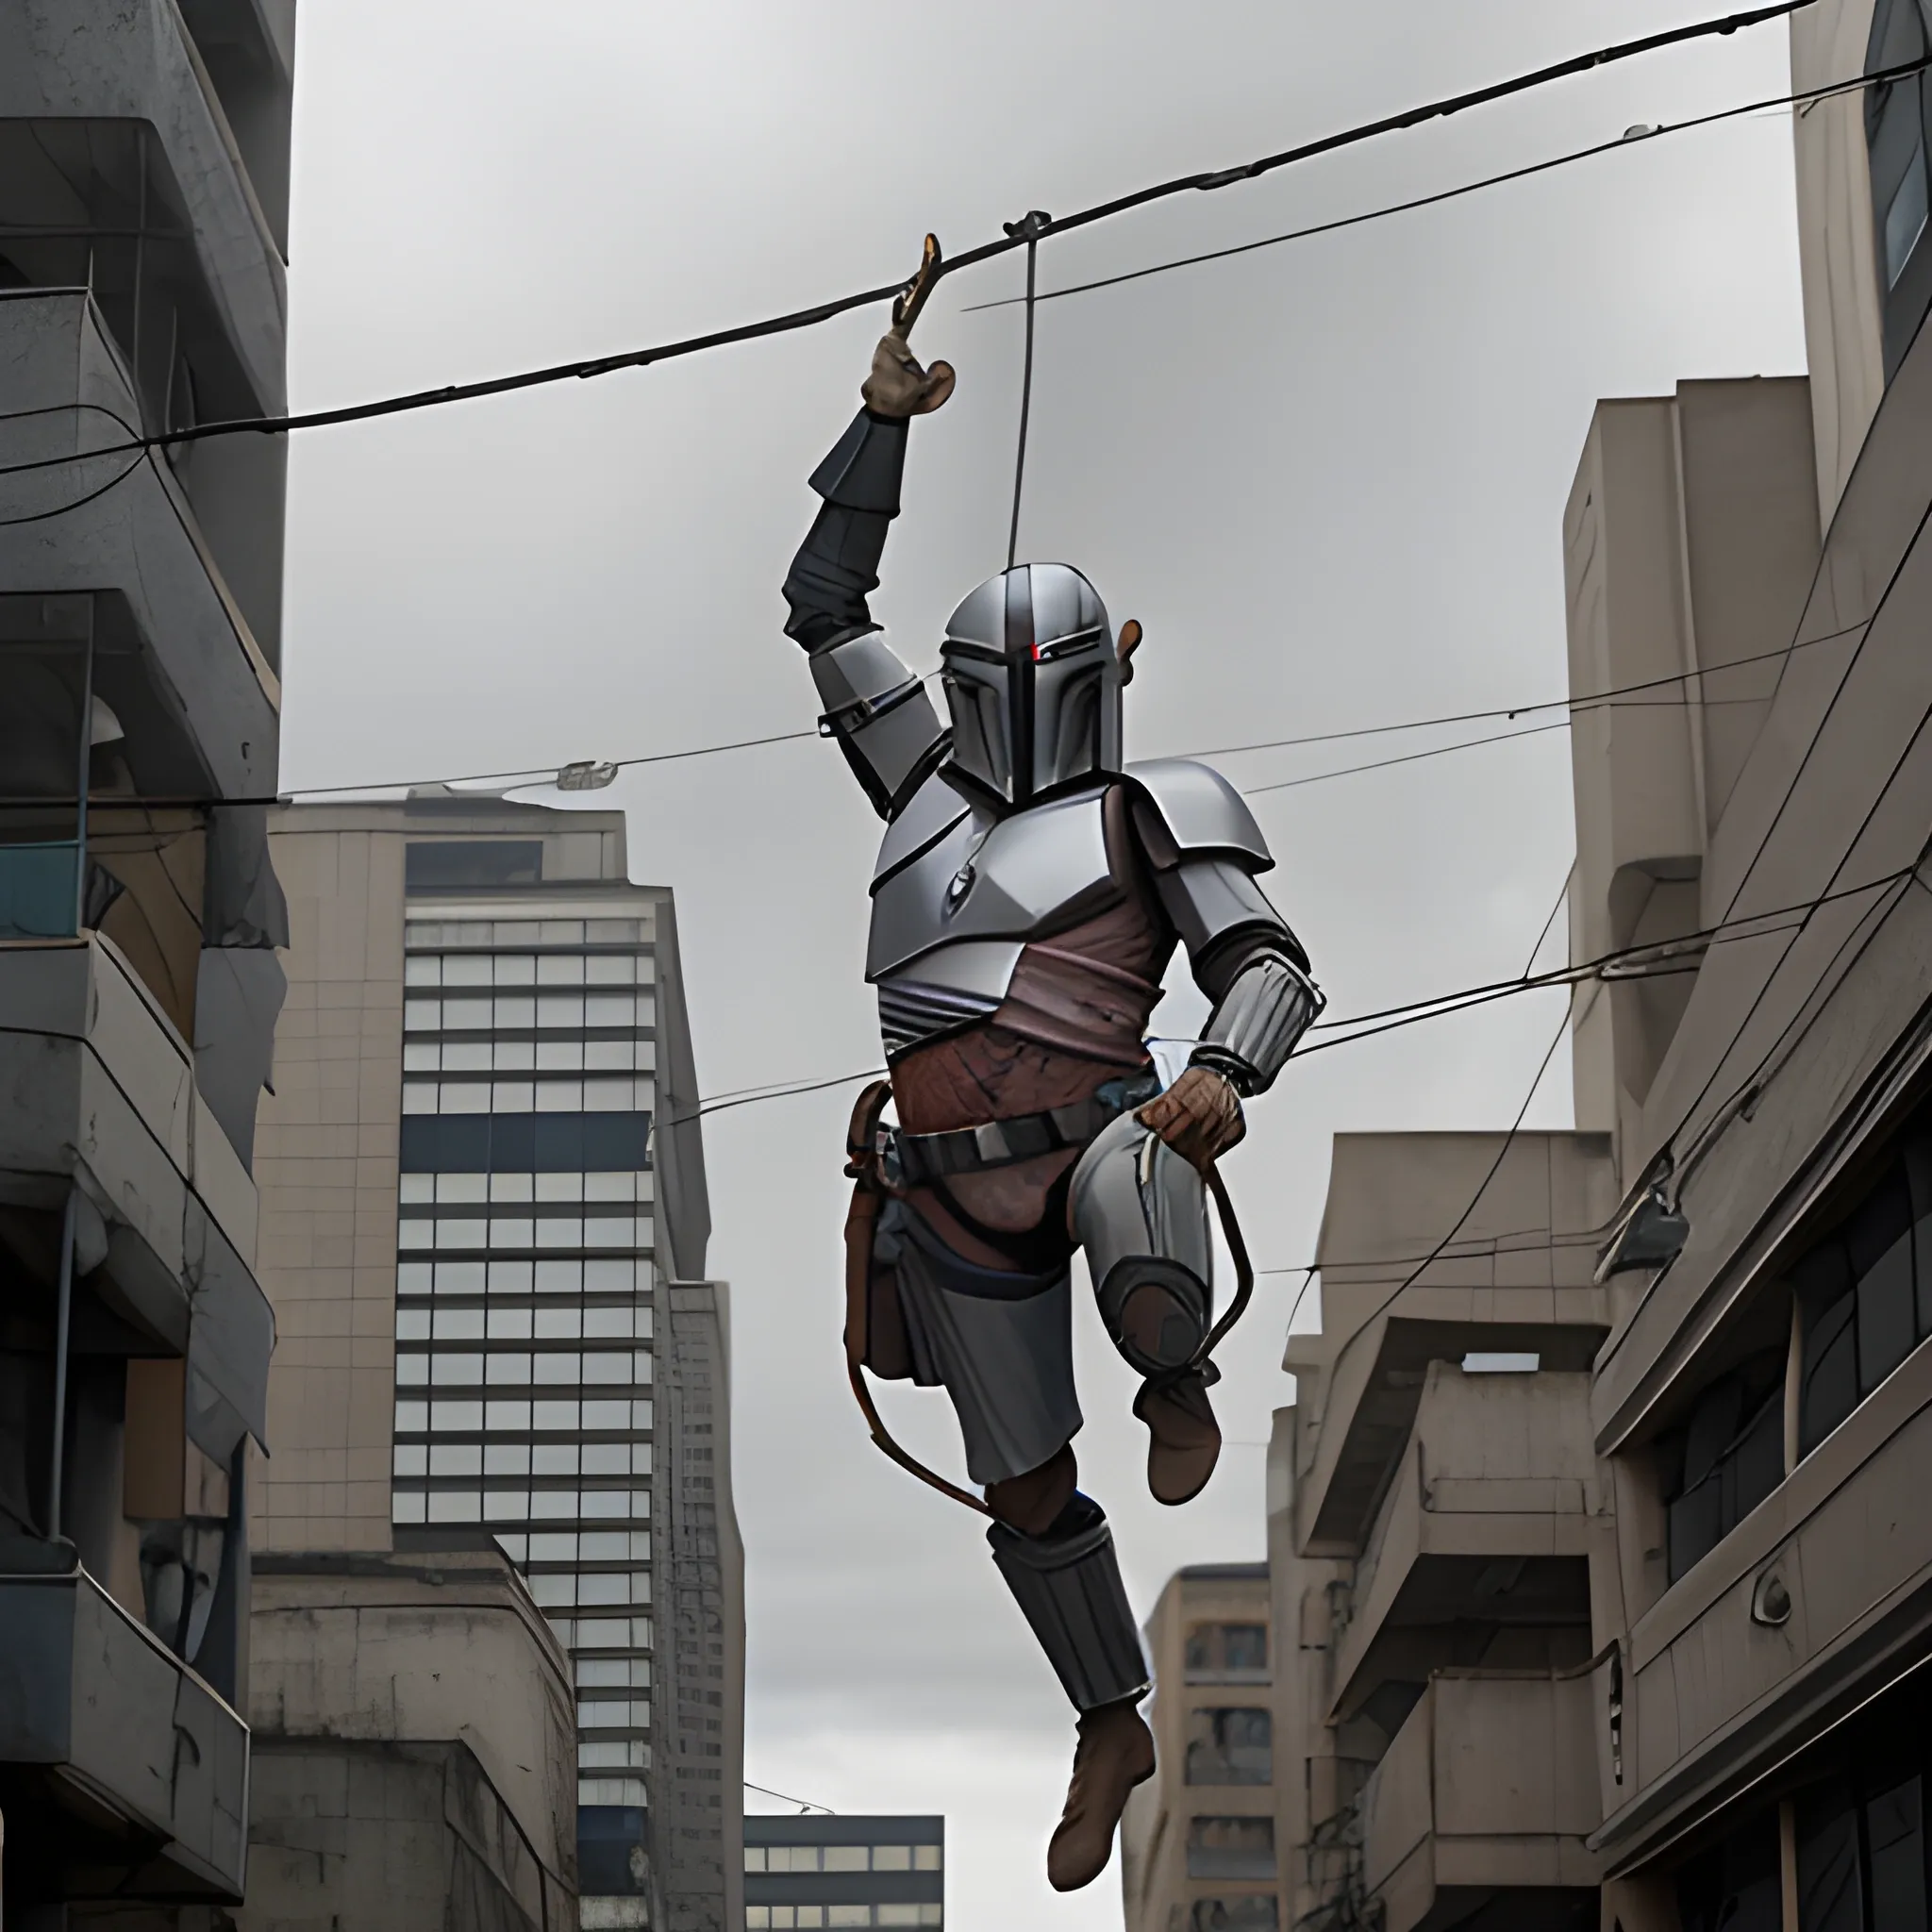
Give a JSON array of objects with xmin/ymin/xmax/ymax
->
[
  {"xmin": 652, "ymin": 867, "xmax": 1915, "ymax": 1143},
  {"xmin": 280, "ymin": 618, "xmax": 1861, "ymax": 808},
  {"xmin": 960, "ymin": 62, "xmax": 1913, "ymax": 316},
  {"xmin": 1524, "ymin": 864, "xmax": 1574, "ymax": 977},
  {"xmin": 1648, "ymin": 485, "xmax": 1932, "ymax": 1178},
  {"xmin": 743, "ymin": 1780, "xmax": 836, "ymax": 1815},
  {"xmin": 1339, "ymin": 1003, "xmax": 1573, "ymax": 1346},
  {"xmin": 0, "ymin": 587, "xmax": 1857, "ymax": 814},
  {"xmin": 1241, "ymin": 718, "xmax": 1570, "ymax": 796},
  {"xmin": 0, "ymin": 2, "xmax": 1815, "ymax": 483},
  {"xmin": 0, "ymin": 448, "xmax": 148, "ymax": 526},
  {"xmin": 1007, "ymin": 222, "xmax": 1044, "ymax": 569},
  {"xmin": 1180, "ymin": 623, "xmax": 1858, "ymax": 764}
]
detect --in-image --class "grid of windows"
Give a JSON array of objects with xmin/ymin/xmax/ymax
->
[
  {"xmin": 391, "ymin": 912, "xmax": 658, "ymax": 1804},
  {"xmin": 744, "ymin": 1819, "xmax": 944, "ymax": 1931},
  {"xmin": 744, "ymin": 1910, "xmax": 941, "ymax": 1927},
  {"xmin": 746, "ymin": 1847, "xmax": 943, "ymax": 1874}
]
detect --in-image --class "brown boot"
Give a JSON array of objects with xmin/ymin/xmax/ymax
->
[
  {"xmin": 1047, "ymin": 1698, "xmax": 1156, "ymax": 1891},
  {"xmin": 1133, "ymin": 1369, "xmax": 1222, "ymax": 1506}
]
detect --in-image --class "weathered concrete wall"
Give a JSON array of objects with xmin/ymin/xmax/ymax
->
[{"xmin": 247, "ymin": 1549, "xmax": 577, "ymax": 1890}]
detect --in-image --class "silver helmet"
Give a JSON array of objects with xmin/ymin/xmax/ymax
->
[{"xmin": 939, "ymin": 563, "xmax": 1121, "ymax": 808}]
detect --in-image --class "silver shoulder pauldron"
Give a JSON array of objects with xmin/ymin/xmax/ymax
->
[{"xmin": 1123, "ymin": 758, "xmax": 1274, "ymax": 872}]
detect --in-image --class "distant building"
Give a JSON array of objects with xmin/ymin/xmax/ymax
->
[
  {"xmin": 743, "ymin": 1815, "xmax": 944, "ymax": 1929},
  {"xmin": 244, "ymin": 796, "xmax": 742, "ymax": 1931},
  {"xmin": 1121, "ymin": 1565, "xmax": 1277, "ymax": 1932}
]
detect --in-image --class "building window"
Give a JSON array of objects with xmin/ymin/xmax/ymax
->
[
  {"xmin": 405, "ymin": 841, "xmax": 542, "ymax": 890},
  {"xmin": 1185, "ymin": 1708, "xmax": 1273, "ymax": 1786},
  {"xmin": 1185, "ymin": 1817, "xmax": 1275, "ymax": 1881},
  {"xmin": 1866, "ymin": 0, "xmax": 1932, "ymax": 375},
  {"xmin": 1186, "ymin": 1904, "xmax": 1278, "ymax": 1932},
  {"xmin": 1798, "ymin": 1774, "xmax": 1927, "ymax": 1931},
  {"xmin": 1185, "ymin": 1624, "xmax": 1269, "ymax": 1682},
  {"xmin": 1795, "ymin": 1126, "xmax": 1932, "ymax": 1458},
  {"xmin": 1657, "ymin": 1350, "xmax": 1786, "ymax": 1582},
  {"xmin": 1677, "ymin": 1811, "xmax": 1781, "ymax": 1932}
]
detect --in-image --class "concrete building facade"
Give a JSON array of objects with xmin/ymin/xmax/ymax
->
[
  {"xmin": 242, "ymin": 797, "xmax": 742, "ymax": 1932},
  {"xmin": 0, "ymin": 3, "xmax": 297, "ymax": 1925},
  {"xmin": 1122, "ymin": 1565, "xmax": 1277, "ymax": 1932},
  {"xmin": 742, "ymin": 1815, "xmax": 944, "ymax": 1929},
  {"xmin": 1137, "ymin": 8, "xmax": 1932, "ymax": 1928}
]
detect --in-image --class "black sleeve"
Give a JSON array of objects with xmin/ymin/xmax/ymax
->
[{"xmin": 781, "ymin": 408, "xmax": 911, "ymax": 652}]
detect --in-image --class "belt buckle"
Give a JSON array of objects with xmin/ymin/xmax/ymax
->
[{"xmin": 972, "ymin": 1122, "xmax": 1009, "ymax": 1164}]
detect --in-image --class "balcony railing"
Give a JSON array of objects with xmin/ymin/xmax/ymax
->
[{"xmin": 0, "ymin": 1557, "xmax": 249, "ymax": 1900}]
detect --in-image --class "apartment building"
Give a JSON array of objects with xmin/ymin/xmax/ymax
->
[
  {"xmin": 242, "ymin": 797, "xmax": 743, "ymax": 1932},
  {"xmin": 0, "ymin": 3, "xmax": 296, "ymax": 1925},
  {"xmin": 1184, "ymin": 5, "xmax": 1932, "ymax": 1929},
  {"xmin": 742, "ymin": 1815, "xmax": 944, "ymax": 1929},
  {"xmin": 1121, "ymin": 1565, "xmax": 1277, "ymax": 1932}
]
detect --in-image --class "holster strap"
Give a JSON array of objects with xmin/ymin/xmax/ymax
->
[{"xmin": 891, "ymin": 1071, "xmax": 1161, "ymax": 1186}]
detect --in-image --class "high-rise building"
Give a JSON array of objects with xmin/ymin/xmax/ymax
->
[
  {"xmin": 743, "ymin": 1815, "xmax": 945, "ymax": 1929},
  {"xmin": 247, "ymin": 796, "xmax": 742, "ymax": 1932},
  {"xmin": 0, "ymin": 3, "xmax": 297, "ymax": 1926}
]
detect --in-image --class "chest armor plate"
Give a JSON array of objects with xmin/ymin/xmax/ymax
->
[{"xmin": 866, "ymin": 781, "xmax": 1120, "ymax": 1000}]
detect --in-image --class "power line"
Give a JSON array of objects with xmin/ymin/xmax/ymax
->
[
  {"xmin": 743, "ymin": 1780, "xmax": 835, "ymax": 1815},
  {"xmin": 661, "ymin": 864, "xmax": 1920, "ymax": 1137},
  {"xmin": 959, "ymin": 61, "xmax": 1917, "ymax": 316},
  {"xmin": 1646, "ymin": 485, "xmax": 1932, "ymax": 1190},
  {"xmin": 1314, "ymin": 1003, "xmax": 1574, "ymax": 1378},
  {"xmin": 1241, "ymin": 717, "xmax": 1569, "ymax": 796},
  {"xmin": 0, "ymin": 1, "xmax": 1811, "ymax": 493},
  {"xmin": 227, "ymin": 621, "xmax": 1853, "ymax": 809}
]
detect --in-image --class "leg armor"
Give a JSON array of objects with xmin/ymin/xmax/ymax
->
[
  {"xmin": 989, "ymin": 1493, "xmax": 1151, "ymax": 1711},
  {"xmin": 1069, "ymin": 1108, "xmax": 1212, "ymax": 1379}
]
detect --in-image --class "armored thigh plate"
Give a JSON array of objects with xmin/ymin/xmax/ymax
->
[{"xmin": 1070, "ymin": 1107, "xmax": 1212, "ymax": 1378}]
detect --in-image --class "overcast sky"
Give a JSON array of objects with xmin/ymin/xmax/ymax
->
[{"xmin": 279, "ymin": 4, "xmax": 1807, "ymax": 1922}]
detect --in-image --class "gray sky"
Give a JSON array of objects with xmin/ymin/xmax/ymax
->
[{"xmin": 279, "ymin": 3, "xmax": 1807, "ymax": 1922}]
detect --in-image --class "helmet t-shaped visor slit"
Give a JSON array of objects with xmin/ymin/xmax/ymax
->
[{"xmin": 1005, "ymin": 566, "xmax": 1036, "ymax": 805}]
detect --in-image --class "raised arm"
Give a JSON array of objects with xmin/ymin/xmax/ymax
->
[{"xmin": 783, "ymin": 333, "xmax": 956, "ymax": 819}]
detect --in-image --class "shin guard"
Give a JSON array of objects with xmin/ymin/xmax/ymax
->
[{"xmin": 988, "ymin": 1494, "xmax": 1151, "ymax": 1711}]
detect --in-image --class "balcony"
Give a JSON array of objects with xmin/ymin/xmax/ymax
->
[
  {"xmin": 0, "ymin": 292, "xmax": 279, "ymax": 798},
  {"xmin": 1593, "ymin": 1331, "xmax": 1932, "ymax": 1874},
  {"xmin": 1290, "ymin": 1131, "xmax": 1616, "ymax": 1557},
  {"xmin": 0, "ymin": 933, "xmax": 270, "ymax": 1454},
  {"xmin": 1360, "ymin": 1672, "xmax": 1600, "ymax": 1932},
  {"xmin": 0, "ymin": 1556, "xmax": 248, "ymax": 1900},
  {"xmin": 0, "ymin": 0, "xmax": 289, "ymax": 408},
  {"xmin": 1331, "ymin": 1365, "xmax": 1600, "ymax": 1723}
]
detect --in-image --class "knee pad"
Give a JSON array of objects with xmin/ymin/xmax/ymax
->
[{"xmin": 1070, "ymin": 1108, "xmax": 1212, "ymax": 1378}]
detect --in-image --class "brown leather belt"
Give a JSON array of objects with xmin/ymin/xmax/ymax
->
[{"xmin": 890, "ymin": 1070, "xmax": 1162, "ymax": 1186}]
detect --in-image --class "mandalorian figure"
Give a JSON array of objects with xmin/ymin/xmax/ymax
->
[{"xmin": 782, "ymin": 321, "xmax": 1320, "ymax": 1891}]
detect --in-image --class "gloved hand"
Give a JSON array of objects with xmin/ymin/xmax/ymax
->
[
  {"xmin": 861, "ymin": 331, "xmax": 956, "ymax": 418},
  {"xmin": 1136, "ymin": 1067, "xmax": 1245, "ymax": 1174}
]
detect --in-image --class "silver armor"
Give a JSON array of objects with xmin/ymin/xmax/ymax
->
[
  {"xmin": 863, "ymin": 756, "xmax": 1319, "ymax": 1084},
  {"xmin": 785, "ymin": 396, "xmax": 1319, "ymax": 1730}
]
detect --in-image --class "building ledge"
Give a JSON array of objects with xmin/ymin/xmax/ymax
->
[{"xmin": 0, "ymin": 1560, "xmax": 248, "ymax": 1901}]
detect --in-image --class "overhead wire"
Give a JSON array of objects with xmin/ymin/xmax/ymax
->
[
  {"xmin": 0, "ymin": 0, "xmax": 1818, "ymax": 500},
  {"xmin": 659, "ymin": 865, "xmax": 1919, "ymax": 1137},
  {"xmin": 958, "ymin": 61, "xmax": 1921, "ymax": 316},
  {"xmin": 1643, "ymin": 487, "xmax": 1932, "ymax": 1199},
  {"xmin": 86, "ymin": 616, "xmax": 1853, "ymax": 812}
]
